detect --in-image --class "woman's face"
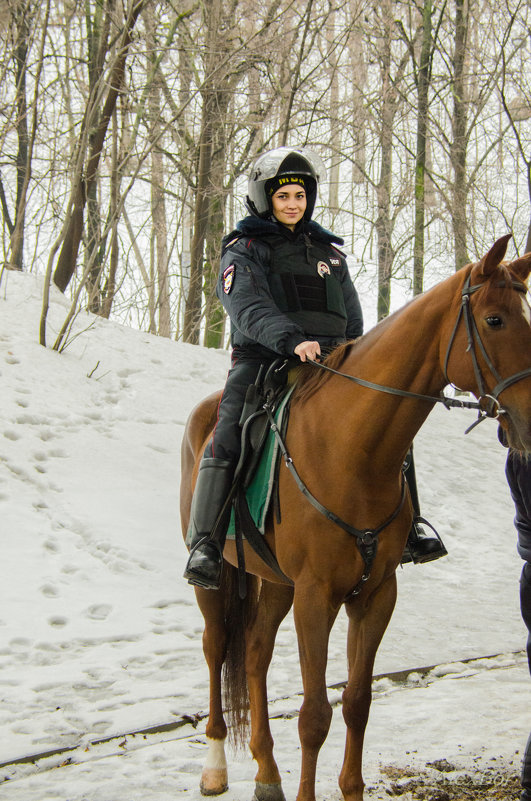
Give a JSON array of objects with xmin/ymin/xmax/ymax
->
[{"xmin": 271, "ymin": 184, "xmax": 307, "ymax": 230}]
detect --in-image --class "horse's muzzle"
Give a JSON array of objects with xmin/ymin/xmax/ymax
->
[{"xmin": 502, "ymin": 411, "xmax": 531, "ymax": 455}]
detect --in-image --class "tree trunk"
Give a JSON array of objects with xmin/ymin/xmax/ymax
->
[
  {"xmin": 85, "ymin": 0, "xmax": 113, "ymax": 312},
  {"xmin": 450, "ymin": 0, "xmax": 469, "ymax": 271},
  {"xmin": 182, "ymin": 0, "xmax": 228, "ymax": 345},
  {"xmin": 101, "ymin": 106, "xmax": 119, "ymax": 320},
  {"xmin": 8, "ymin": 0, "xmax": 49, "ymax": 273},
  {"xmin": 327, "ymin": 5, "xmax": 340, "ymax": 225},
  {"xmin": 376, "ymin": 0, "xmax": 395, "ymax": 321},
  {"xmin": 203, "ymin": 134, "xmax": 227, "ymax": 349},
  {"xmin": 151, "ymin": 144, "xmax": 171, "ymax": 338},
  {"xmin": 182, "ymin": 114, "xmax": 213, "ymax": 344},
  {"xmin": 52, "ymin": 0, "xmax": 145, "ymax": 293},
  {"xmin": 8, "ymin": 2, "xmax": 29, "ymax": 272},
  {"xmin": 147, "ymin": 6, "xmax": 170, "ymax": 338},
  {"xmin": 413, "ymin": 0, "xmax": 432, "ymax": 295}
]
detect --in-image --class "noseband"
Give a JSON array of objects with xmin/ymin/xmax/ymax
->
[
  {"xmin": 312, "ymin": 271, "xmax": 531, "ymax": 433},
  {"xmin": 442, "ymin": 273, "xmax": 531, "ymax": 429}
]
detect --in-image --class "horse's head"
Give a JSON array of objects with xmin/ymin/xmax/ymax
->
[{"xmin": 444, "ymin": 234, "xmax": 531, "ymax": 452}]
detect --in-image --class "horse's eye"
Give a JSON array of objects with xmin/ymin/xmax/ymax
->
[{"xmin": 485, "ymin": 315, "xmax": 503, "ymax": 327}]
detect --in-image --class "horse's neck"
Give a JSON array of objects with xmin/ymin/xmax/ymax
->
[{"xmin": 317, "ymin": 282, "xmax": 457, "ymax": 473}]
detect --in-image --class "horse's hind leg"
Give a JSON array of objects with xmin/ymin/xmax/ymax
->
[
  {"xmin": 194, "ymin": 583, "xmax": 230, "ymax": 795},
  {"xmin": 339, "ymin": 572, "xmax": 397, "ymax": 801},
  {"xmin": 245, "ymin": 581, "xmax": 294, "ymax": 801}
]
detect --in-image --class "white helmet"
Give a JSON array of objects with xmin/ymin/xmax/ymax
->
[{"xmin": 246, "ymin": 146, "xmax": 326, "ymax": 220}]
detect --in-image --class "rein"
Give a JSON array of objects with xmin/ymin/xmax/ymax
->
[
  {"xmin": 262, "ymin": 272, "xmax": 531, "ymax": 600},
  {"xmin": 311, "ymin": 274, "xmax": 531, "ymax": 434}
]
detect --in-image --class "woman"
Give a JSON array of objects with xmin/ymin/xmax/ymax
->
[{"xmin": 183, "ymin": 146, "xmax": 445, "ymax": 589}]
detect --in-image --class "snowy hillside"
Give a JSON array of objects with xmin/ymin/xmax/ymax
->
[{"xmin": 0, "ymin": 270, "xmax": 529, "ymax": 800}]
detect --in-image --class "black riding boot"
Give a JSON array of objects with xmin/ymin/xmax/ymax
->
[
  {"xmin": 183, "ymin": 458, "xmax": 234, "ymax": 590},
  {"xmin": 402, "ymin": 449, "xmax": 448, "ymax": 565}
]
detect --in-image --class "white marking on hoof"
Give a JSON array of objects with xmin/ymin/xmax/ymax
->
[{"xmin": 200, "ymin": 737, "xmax": 228, "ymax": 796}]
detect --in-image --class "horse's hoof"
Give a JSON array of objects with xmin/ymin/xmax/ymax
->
[
  {"xmin": 252, "ymin": 781, "xmax": 286, "ymax": 801},
  {"xmin": 200, "ymin": 768, "xmax": 229, "ymax": 796}
]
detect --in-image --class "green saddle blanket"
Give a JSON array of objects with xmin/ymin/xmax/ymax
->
[{"xmin": 227, "ymin": 387, "xmax": 293, "ymax": 538}]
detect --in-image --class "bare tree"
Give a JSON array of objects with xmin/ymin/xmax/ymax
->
[
  {"xmin": 450, "ymin": 0, "xmax": 470, "ymax": 270},
  {"xmin": 2, "ymin": 0, "xmax": 50, "ymax": 273},
  {"xmin": 498, "ymin": 2, "xmax": 531, "ymax": 253},
  {"xmin": 182, "ymin": 0, "xmax": 299, "ymax": 345},
  {"xmin": 413, "ymin": 0, "xmax": 434, "ymax": 295},
  {"xmin": 370, "ymin": 0, "xmax": 410, "ymax": 319},
  {"xmin": 52, "ymin": 0, "xmax": 145, "ymax": 294},
  {"xmin": 0, "ymin": 0, "xmax": 527, "ymax": 340},
  {"xmin": 146, "ymin": 4, "xmax": 170, "ymax": 336}
]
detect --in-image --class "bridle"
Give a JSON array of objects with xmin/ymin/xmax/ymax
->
[
  {"xmin": 311, "ymin": 271, "xmax": 531, "ymax": 434},
  {"xmin": 442, "ymin": 273, "xmax": 531, "ymax": 428}
]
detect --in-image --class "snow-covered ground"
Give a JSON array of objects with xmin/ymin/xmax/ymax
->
[{"xmin": 0, "ymin": 270, "xmax": 529, "ymax": 800}]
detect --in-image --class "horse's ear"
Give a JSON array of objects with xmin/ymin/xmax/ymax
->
[
  {"xmin": 470, "ymin": 233, "xmax": 513, "ymax": 282},
  {"xmin": 508, "ymin": 251, "xmax": 531, "ymax": 283}
]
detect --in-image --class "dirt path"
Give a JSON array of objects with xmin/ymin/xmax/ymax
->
[{"xmin": 368, "ymin": 759, "xmax": 521, "ymax": 800}]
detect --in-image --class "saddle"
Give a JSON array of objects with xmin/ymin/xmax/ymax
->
[
  {"xmin": 225, "ymin": 356, "xmax": 402, "ymax": 599},
  {"xmin": 229, "ymin": 358, "xmax": 298, "ymax": 592}
]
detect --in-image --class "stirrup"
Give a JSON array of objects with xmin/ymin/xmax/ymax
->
[
  {"xmin": 183, "ymin": 538, "xmax": 224, "ymax": 590},
  {"xmin": 401, "ymin": 517, "xmax": 448, "ymax": 565}
]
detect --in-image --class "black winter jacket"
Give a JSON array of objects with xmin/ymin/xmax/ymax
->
[
  {"xmin": 505, "ymin": 449, "xmax": 531, "ymax": 562},
  {"xmin": 499, "ymin": 426, "xmax": 531, "ymax": 562},
  {"xmin": 216, "ymin": 216, "xmax": 364, "ymax": 357}
]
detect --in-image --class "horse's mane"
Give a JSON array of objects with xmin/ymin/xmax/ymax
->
[
  {"xmin": 291, "ymin": 297, "xmax": 420, "ymax": 406},
  {"xmin": 292, "ymin": 340, "xmax": 358, "ymax": 405}
]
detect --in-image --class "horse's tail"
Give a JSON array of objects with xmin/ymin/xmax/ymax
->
[{"xmin": 222, "ymin": 565, "xmax": 259, "ymax": 751}]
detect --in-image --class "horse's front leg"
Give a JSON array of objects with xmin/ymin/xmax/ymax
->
[
  {"xmin": 339, "ymin": 572, "xmax": 397, "ymax": 801},
  {"xmin": 246, "ymin": 581, "xmax": 294, "ymax": 801},
  {"xmin": 194, "ymin": 584, "xmax": 230, "ymax": 796},
  {"xmin": 293, "ymin": 581, "xmax": 340, "ymax": 801}
]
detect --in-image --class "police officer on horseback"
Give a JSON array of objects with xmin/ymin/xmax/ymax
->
[{"xmin": 183, "ymin": 146, "xmax": 446, "ymax": 590}]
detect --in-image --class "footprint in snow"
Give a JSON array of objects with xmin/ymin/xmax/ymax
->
[
  {"xmin": 40, "ymin": 583, "xmax": 59, "ymax": 598},
  {"xmin": 48, "ymin": 616, "xmax": 68, "ymax": 628},
  {"xmin": 85, "ymin": 604, "xmax": 112, "ymax": 620}
]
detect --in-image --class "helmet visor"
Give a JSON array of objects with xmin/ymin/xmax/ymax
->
[{"xmin": 250, "ymin": 147, "xmax": 326, "ymax": 183}]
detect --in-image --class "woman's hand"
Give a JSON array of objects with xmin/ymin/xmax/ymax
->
[{"xmin": 294, "ymin": 340, "xmax": 321, "ymax": 362}]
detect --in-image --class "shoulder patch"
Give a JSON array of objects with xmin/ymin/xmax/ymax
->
[
  {"xmin": 222, "ymin": 265, "xmax": 235, "ymax": 294},
  {"xmin": 225, "ymin": 237, "xmax": 241, "ymax": 248}
]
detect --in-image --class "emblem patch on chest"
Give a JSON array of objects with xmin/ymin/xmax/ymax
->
[
  {"xmin": 317, "ymin": 260, "xmax": 331, "ymax": 277},
  {"xmin": 223, "ymin": 265, "xmax": 235, "ymax": 294}
]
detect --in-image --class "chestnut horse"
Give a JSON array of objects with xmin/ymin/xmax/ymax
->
[{"xmin": 180, "ymin": 235, "xmax": 531, "ymax": 801}]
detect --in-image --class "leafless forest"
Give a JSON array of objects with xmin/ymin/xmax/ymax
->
[{"xmin": 0, "ymin": 0, "xmax": 529, "ymax": 349}]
